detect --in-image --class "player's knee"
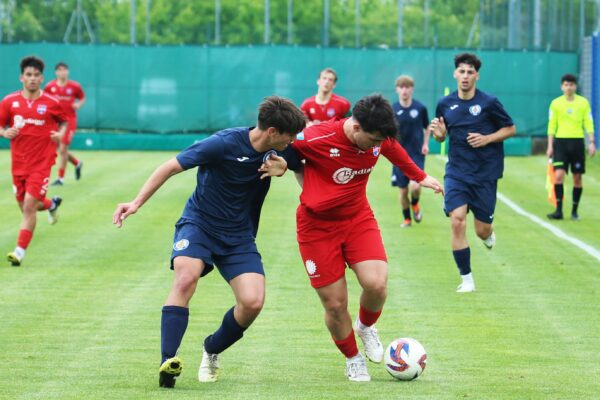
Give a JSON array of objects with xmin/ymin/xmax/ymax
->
[
  {"xmin": 22, "ymin": 199, "xmax": 38, "ymax": 214},
  {"xmin": 450, "ymin": 216, "xmax": 466, "ymax": 232},
  {"xmin": 173, "ymin": 272, "xmax": 199, "ymax": 296},
  {"xmin": 238, "ymin": 294, "xmax": 264, "ymax": 318},
  {"xmin": 324, "ymin": 298, "xmax": 348, "ymax": 318},
  {"xmin": 475, "ymin": 225, "xmax": 491, "ymax": 240}
]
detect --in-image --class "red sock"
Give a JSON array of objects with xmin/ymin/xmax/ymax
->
[
  {"xmin": 58, "ymin": 168, "xmax": 65, "ymax": 179},
  {"xmin": 41, "ymin": 198, "xmax": 53, "ymax": 210},
  {"xmin": 17, "ymin": 229, "xmax": 33, "ymax": 249},
  {"xmin": 69, "ymin": 155, "xmax": 79, "ymax": 166},
  {"xmin": 359, "ymin": 305, "xmax": 382, "ymax": 327},
  {"xmin": 333, "ymin": 330, "xmax": 359, "ymax": 358}
]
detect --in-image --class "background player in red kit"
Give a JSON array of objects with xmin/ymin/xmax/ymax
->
[
  {"xmin": 289, "ymin": 94, "xmax": 443, "ymax": 381},
  {"xmin": 0, "ymin": 56, "xmax": 68, "ymax": 266},
  {"xmin": 46, "ymin": 62, "xmax": 85, "ymax": 186},
  {"xmin": 300, "ymin": 68, "xmax": 351, "ymax": 126}
]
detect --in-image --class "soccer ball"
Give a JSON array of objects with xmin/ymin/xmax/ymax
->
[{"xmin": 383, "ymin": 338, "xmax": 427, "ymax": 381}]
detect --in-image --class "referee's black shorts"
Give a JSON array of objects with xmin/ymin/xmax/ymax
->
[{"xmin": 553, "ymin": 138, "xmax": 585, "ymax": 174}]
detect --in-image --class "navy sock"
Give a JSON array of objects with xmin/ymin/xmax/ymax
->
[
  {"xmin": 572, "ymin": 187, "xmax": 582, "ymax": 214},
  {"xmin": 452, "ymin": 247, "xmax": 471, "ymax": 276},
  {"xmin": 411, "ymin": 196, "xmax": 419, "ymax": 206},
  {"xmin": 161, "ymin": 305, "xmax": 189, "ymax": 364},
  {"xmin": 204, "ymin": 306, "xmax": 247, "ymax": 354},
  {"xmin": 402, "ymin": 208, "xmax": 411, "ymax": 220}
]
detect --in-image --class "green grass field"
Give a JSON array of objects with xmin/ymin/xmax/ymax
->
[{"xmin": 1, "ymin": 150, "xmax": 599, "ymax": 399}]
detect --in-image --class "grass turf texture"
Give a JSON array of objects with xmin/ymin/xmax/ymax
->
[{"xmin": 0, "ymin": 150, "xmax": 599, "ymax": 399}]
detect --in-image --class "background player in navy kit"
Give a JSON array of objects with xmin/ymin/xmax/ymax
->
[
  {"xmin": 430, "ymin": 53, "xmax": 516, "ymax": 293},
  {"xmin": 112, "ymin": 96, "xmax": 306, "ymax": 388},
  {"xmin": 391, "ymin": 75, "xmax": 430, "ymax": 228}
]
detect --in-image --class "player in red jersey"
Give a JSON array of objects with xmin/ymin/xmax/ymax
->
[
  {"xmin": 46, "ymin": 62, "xmax": 85, "ymax": 186},
  {"xmin": 0, "ymin": 56, "xmax": 68, "ymax": 266},
  {"xmin": 300, "ymin": 68, "xmax": 351, "ymax": 126},
  {"xmin": 289, "ymin": 94, "xmax": 443, "ymax": 381}
]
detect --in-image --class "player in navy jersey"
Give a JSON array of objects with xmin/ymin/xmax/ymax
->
[
  {"xmin": 112, "ymin": 97, "xmax": 306, "ymax": 388},
  {"xmin": 430, "ymin": 53, "xmax": 516, "ymax": 293},
  {"xmin": 391, "ymin": 75, "xmax": 430, "ymax": 227}
]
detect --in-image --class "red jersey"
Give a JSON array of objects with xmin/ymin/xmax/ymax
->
[
  {"xmin": 0, "ymin": 91, "xmax": 68, "ymax": 175},
  {"xmin": 301, "ymin": 93, "xmax": 351, "ymax": 123},
  {"xmin": 45, "ymin": 80, "xmax": 84, "ymax": 118},
  {"xmin": 291, "ymin": 119, "xmax": 426, "ymax": 220}
]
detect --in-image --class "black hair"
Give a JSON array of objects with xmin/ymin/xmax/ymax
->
[
  {"xmin": 561, "ymin": 73, "xmax": 577, "ymax": 84},
  {"xmin": 454, "ymin": 53, "xmax": 482, "ymax": 71},
  {"xmin": 55, "ymin": 62, "xmax": 69, "ymax": 70},
  {"xmin": 257, "ymin": 96, "xmax": 306, "ymax": 134},
  {"xmin": 351, "ymin": 94, "xmax": 398, "ymax": 139},
  {"xmin": 20, "ymin": 56, "xmax": 45, "ymax": 74}
]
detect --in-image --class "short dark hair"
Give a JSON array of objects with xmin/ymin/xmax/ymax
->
[
  {"xmin": 351, "ymin": 94, "xmax": 398, "ymax": 139},
  {"xmin": 55, "ymin": 62, "xmax": 69, "ymax": 70},
  {"xmin": 561, "ymin": 73, "xmax": 577, "ymax": 84},
  {"xmin": 20, "ymin": 56, "xmax": 45, "ymax": 74},
  {"xmin": 257, "ymin": 96, "xmax": 306, "ymax": 135},
  {"xmin": 454, "ymin": 53, "xmax": 482, "ymax": 71}
]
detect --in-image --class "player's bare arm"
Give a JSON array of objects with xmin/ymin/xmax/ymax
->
[
  {"xmin": 422, "ymin": 127, "xmax": 431, "ymax": 155},
  {"xmin": 0, "ymin": 127, "xmax": 19, "ymax": 139},
  {"xmin": 258, "ymin": 154, "xmax": 288, "ymax": 179},
  {"xmin": 113, "ymin": 158, "xmax": 184, "ymax": 228},
  {"xmin": 418, "ymin": 175, "xmax": 444, "ymax": 195},
  {"xmin": 588, "ymin": 135, "xmax": 596, "ymax": 157},
  {"xmin": 430, "ymin": 117, "xmax": 446, "ymax": 142},
  {"xmin": 467, "ymin": 125, "xmax": 516, "ymax": 148},
  {"xmin": 50, "ymin": 121, "xmax": 68, "ymax": 142}
]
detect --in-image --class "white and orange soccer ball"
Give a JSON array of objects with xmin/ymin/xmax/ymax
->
[{"xmin": 383, "ymin": 338, "xmax": 427, "ymax": 381}]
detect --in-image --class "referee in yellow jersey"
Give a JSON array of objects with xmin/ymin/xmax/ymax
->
[{"xmin": 546, "ymin": 74, "xmax": 596, "ymax": 220}]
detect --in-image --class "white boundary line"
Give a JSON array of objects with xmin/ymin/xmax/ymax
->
[{"xmin": 434, "ymin": 155, "xmax": 600, "ymax": 263}]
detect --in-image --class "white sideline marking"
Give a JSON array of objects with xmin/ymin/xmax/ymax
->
[
  {"xmin": 496, "ymin": 193, "xmax": 600, "ymax": 263},
  {"xmin": 433, "ymin": 155, "xmax": 600, "ymax": 262}
]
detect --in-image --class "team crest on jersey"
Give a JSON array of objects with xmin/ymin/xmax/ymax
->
[
  {"xmin": 67, "ymin": 88, "xmax": 73, "ymax": 95},
  {"xmin": 50, "ymin": 87, "xmax": 56, "ymax": 93},
  {"xmin": 173, "ymin": 239, "xmax": 189, "ymax": 251},
  {"xmin": 263, "ymin": 150, "xmax": 278, "ymax": 163},
  {"xmin": 309, "ymin": 107, "xmax": 316, "ymax": 114},
  {"xmin": 327, "ymin": 108, "xmax": 336, "ymax": 117},
  {"xmin": 567, "ymin": 108, "xmax": 573, "ymax": 114},
  {"xmin": 469, "ymin": 105, "xmax": 482, "ymax": 116},
  {"xmin": 410, "ymin": 109, "xmax": 419, "ymax": 118},
  {"xmin": 329, "ymin": 148, "xmax": 340, "ymax": 157},
  {"xmin": 11, "ymin": 101, "xmax": 19, "ymax": 108},
  {"xmin": 37, "ymin": 104, "xmax": 47, "ymax": 115},
  {"xmin": 373, "ymin": 146, "xmax": 380, "ymax": 156}
]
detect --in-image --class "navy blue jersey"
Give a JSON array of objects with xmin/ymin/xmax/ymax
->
[
  {"xmin": 176, "ymin": 127, "xmax": 298, "ymax": 242},
  {"xmin": 393, "ymin": 99, "xmax": 429, "ymax": 156},
  {"xmin": 435, "ymin": 89, "xmax": 514, "ymax": 182}
]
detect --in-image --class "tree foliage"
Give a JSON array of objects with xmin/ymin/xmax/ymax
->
[{"xmin": 0, "ymin": 0, "xmax": 596, "ymax": 50}]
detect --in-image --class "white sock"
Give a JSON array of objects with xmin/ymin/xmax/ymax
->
[{"xmin": 14, "ymin": 247, "xmax": 26, "ymax": 259}]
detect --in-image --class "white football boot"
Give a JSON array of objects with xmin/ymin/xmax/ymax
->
[
  {"xmin": 345, "ymin": 353, "xmax": 371, "ymax": 382},
  {"xmin": 354, "ymin": 318, "xmax": 384, "ymax": 363},
  {"xmin": 198, "ymin": 347, "xmax": 219, "ymax": 382}
]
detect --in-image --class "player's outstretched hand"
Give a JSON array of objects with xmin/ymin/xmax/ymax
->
[
  {"xmin": 419, "ymin": 175, "xmax": 444, "ymax": 195},
  {"xmin": 3, "ymin": 127, "xmax": 19, "ymax": 139},
  {"xmin": 258, "ymin": 154, "xmax": 288, "ymax": 179},
  {"xmin": 467, "ymin": 132, "xmax": 490, "ymax": 148},
  {"xmin": 113, "ymin": 202, "xmax": 139, "ymax": 228},
  {"xmin": 430, "ymin": 117, "xmax": 446, "ymax": 142}
]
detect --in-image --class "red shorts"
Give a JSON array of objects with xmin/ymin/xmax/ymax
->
[
  {"xmin": 296, "ymin": 205, "xmax": 387, "ymax": 288},
  {"xmin": 12, "ymin": 170, "xmax": 51, "ymax": 202},
  {"xmin": 61, "ymin": 117, "xmax": 77, "ymax": 145}
]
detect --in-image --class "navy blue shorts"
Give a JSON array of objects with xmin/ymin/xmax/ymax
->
[
  {"xmin": 444, "ymin": 176, "xmax": 498, "ymax": 224},
  {"xmin": 170, "ymin": 220, "xmax": 264, "ymax": 282},
  {"xmin": 391, "ymin": 154, "xmax": 425, "ymax": 188}
]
